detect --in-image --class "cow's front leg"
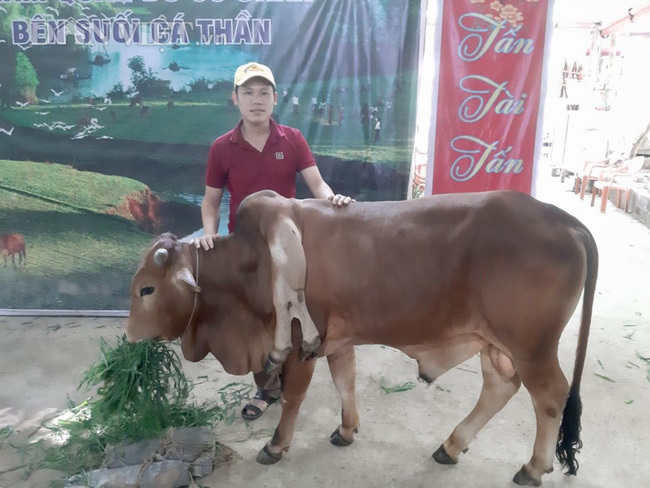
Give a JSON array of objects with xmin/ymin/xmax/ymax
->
[
  {"xmin": 256, "ymin": 338, "xmax": 317, "ymax": 465},
  {"xmin": 264, "ymin": 217, "xmax": 321, "ymax": 373},
  {"xmin": 326, "ymin": 344, "xmax": 360, "ymax": 446}
]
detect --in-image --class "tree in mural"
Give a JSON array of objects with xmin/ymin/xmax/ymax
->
[
  {"xmin": 15, "ymin": 52, "xmax": 39, "ymax": 104},
  {"xmin": 127, "ymin": 56, "xmax": 171, "ymax": 98},
  {"xmin": 0, "ymin": 44, "xmax": 16, "ymax": 110}
]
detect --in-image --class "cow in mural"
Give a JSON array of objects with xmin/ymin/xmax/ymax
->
[
  {"xmin": 0, "ymin": 233, "xmax": 27, "ymax": 268},
  {"xmin": 125, "ymin": 189, "xmax": 598, "ymax": 486}
]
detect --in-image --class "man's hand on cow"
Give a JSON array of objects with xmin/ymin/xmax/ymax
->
[
  {"xmin": 329, "ymin": 194, "xmax": 355, "ymax": 207},
  {"xmin": 191, "ymin": 234, "xmax": 219, "ymax": 250}
]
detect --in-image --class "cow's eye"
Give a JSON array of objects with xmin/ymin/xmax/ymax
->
[{"xmin": 140, "ymin": 286, "xmax": 155, "ymax": 297}]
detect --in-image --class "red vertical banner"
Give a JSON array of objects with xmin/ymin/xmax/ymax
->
[{"xmin": 430, "ymin": 0, "xmax": 551, "ymax": 195}]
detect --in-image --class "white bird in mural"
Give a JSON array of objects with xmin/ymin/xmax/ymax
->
[
  {"xmin": 93, "ymin": 106, "xmax": 107, "ymax": 111},
  {"xmin": 16, "ymin": 101, "xmax": 29, "ymax": 108},
  {"xmin": 40, "ymin": 99, "xmax": 51, "ymax": 103},
  {"xmin": 103, "ymin": 97, "xmax": 112, "ymax": 105},
  {"xmin": 51, "ymin": 89, "xmax": 64, "ymax": 97},
  {"xmin": 53, "ymin": 123, "xmax": 75, "ymax": 131},
  {"xmin": 36, "ymin": 111, "xmax": 50, "ymax": 115},
  {"xmin": 97, "ymin": 135, "xmax": 113, "ymax": 140},
  {"xmin": 0, "ymin": 126, "xmax": 14, "ymax": 136}
]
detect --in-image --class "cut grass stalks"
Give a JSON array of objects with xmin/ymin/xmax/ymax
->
[
  {"xmin": 637, "ymin": 352, "xmax": 650, "ymax": 382},
  {"xmin": 18, "ymin": 335, "xmax": 252, "ymax": 486}
]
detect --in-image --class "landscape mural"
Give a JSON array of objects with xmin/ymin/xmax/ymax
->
[{"xmin": 0, "ymin": 0, "xmax": 422, "ymax": 310}]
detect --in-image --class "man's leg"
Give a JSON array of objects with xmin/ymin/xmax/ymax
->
[{"xmin": 242, "ymin": 371, "xmax": 281, "ymax": 420}]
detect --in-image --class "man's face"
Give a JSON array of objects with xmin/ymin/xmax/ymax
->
[{"xmin": 233, "ymin": 79, "xmax": 277, "ymax": 124}]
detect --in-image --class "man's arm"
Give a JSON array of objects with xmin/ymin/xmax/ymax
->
[
  {"xmin": 194, "ymin": 186, "xmax": 223, "ymax": 249},
  {"xmin": 300, "ymin": 166, "xmax": 353, "ymax": 206}
]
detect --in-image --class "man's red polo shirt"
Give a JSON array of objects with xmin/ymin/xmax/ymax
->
[{"xmin": 205, "ymin": 119, "xmax": 316, "ymax": 233}]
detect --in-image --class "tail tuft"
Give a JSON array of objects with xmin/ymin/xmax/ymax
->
[{"xmin": 556, "ymin": 384, "xmax": 583, "ymax": 475}]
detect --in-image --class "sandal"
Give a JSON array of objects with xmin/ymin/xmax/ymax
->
[{"xmin": 241, "ymin": 388, "xmax": 280, "ymax": 421}]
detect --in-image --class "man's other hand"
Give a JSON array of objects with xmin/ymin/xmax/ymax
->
[{"xmin": 329, "ymin": 194, "xmax": 355, "ymax": 207}]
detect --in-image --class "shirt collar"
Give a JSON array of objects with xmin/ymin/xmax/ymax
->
[{"xmin": 230, "ymin": 118, "xmax": 285, "ymax": 146}]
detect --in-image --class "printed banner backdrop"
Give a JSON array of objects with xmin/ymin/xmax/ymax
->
[
  {"xmin": 0, "ymin": 0, "xmax": 422, "ymax": 310},
  {"xmin": 428, "ymin": 0, "xmax": 551, "ymax": 195}
]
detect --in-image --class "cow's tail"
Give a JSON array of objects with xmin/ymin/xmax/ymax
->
[{"xmin": 556, "ymin": 229, "xmax": 598, "ymax": 475}]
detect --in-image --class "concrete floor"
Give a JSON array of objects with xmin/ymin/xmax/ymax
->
[{"xmin": 1, "ymin": 173, "xmax": 649, "ymax": 488}]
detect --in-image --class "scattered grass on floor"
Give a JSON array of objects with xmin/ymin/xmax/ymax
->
[{"xmin": 378, "ymin": 377, "xmax": 417, "ymax": 394}]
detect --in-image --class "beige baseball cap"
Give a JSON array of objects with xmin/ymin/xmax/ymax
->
[{"xmin": 233, "ymin": 62, "xmax": 276, "ymax": 90}]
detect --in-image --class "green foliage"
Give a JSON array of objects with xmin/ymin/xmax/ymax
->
[
  {"xmin": 22, "ymin": 337, "xmax": 252, "ymax": 484},
  {"xmin": 137, "ymin": 70, "xmax": 172, "ymax": 98},
  {"xmin": 637, "ymin": 352, "xmax": 650, "ymax": 382},
  {"xmin": 189, "ymin": 77, "xmax": 214, "ymax": 93},
  {"xmin": 127, "ymin": 55, "xmax": 146, "ymax": 75},
  {"xmin": 379, "ymin": 378, "xmax": 417, "ymax": 394},
  {"xmin": 14, "ymin": 52, "xmax": 39, "ymax": 100},
  {"xmin": 106, "ymin": 83, "xmax": 128, "ymax": 100},
  {"xmin": 79, "ymin": 337, "xmax": 193, "ymax": 440},
  {"xmin": 127, "ymin": 56, "xmax": 171, "ymax": 97}
]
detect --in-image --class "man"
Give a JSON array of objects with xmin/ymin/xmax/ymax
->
[{"xmin": 193, "ymin": 62, "xmax": 353, "ymax": 420}]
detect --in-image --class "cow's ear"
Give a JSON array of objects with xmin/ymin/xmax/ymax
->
[{"xmin": 176, "ymin": 267, "xmax": 202, "ymax": 293}]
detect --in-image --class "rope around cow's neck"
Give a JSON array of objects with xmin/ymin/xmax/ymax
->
[{"xmin": 185, "ymin": 244, "xmax": 199, "ymax": 331}]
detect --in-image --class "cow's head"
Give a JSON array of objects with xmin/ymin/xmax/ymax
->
[{"xmin": 125, "ymin": 233, "xmax": 201, "ymax": 342}]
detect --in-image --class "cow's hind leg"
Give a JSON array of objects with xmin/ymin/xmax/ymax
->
[
  {"xmin": 512, "ymin": 357, "xmax": 569, "ymax": 486},
  {"xmin": 434, "ymin": 345, "xmax": 521, "ymax": 465},
  {"xmin": 257, "ymin": 327, "xmax": 317, "ymax": 465},
  {"xmin": 326, "ymin": 344, "xmax": 360, "ymax": 446}
]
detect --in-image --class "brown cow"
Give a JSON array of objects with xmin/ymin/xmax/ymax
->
[
  {"xmin": 0, "ymin": 233, "xmax": 26, "ymax": 267},
  {"xmin": 129, "ymin": 94, "xmax": 143, "ymax": 107},
  {"xmin": 77, "ymin": 116, "xmax": 92, "ymax": 131},
  {"xmin": 125, "ymin": 190, "xmax": 598, "ymax": 486}
]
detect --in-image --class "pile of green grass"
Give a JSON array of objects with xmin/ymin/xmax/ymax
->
[{"xmin": 20, "ymin": 336, "xmax": 251, "ymax": 486}]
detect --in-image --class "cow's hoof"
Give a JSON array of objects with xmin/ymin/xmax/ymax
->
[
  {"xmin": 301, "ymin": 336, "xmax": 321, "ymax": 354},
  {"xmin": 329, "ymin": 426, "xmax": 358, "ymax": 447},
  {"xmin": 256, "ymin": 444, "xmax": 285, "ymax": 465},
  {"xmin": 513, "ymin": 465, "xmax": 542, "ymax": 487},
  {"xmin": 432, "ymin": 444, "xmax": 458, "ymax": 465}
]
